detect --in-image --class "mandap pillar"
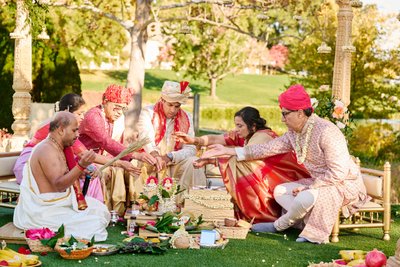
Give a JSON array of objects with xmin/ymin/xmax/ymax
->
[
  {"xmin": 332, "ymin": 0, "xmax": 355, "ymax": 107},
  {"xmin": 9, "ymin": 0, "xmax": 32, "ymax": 151}
]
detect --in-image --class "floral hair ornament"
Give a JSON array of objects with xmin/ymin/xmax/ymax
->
[{"xmin": 180, "ymin": 81, "xmax": 189, "ymax": 94}]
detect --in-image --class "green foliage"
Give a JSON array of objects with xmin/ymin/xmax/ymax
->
[
  {"xmin": 200, "ymin": 106, "xmax": 285, "ymax": 133},
  {"xmin": 348, "ymin": 122, "xmax": 398, "ymax": 164},
  {"xmin": 118, "ymin": 237, "xmax": 168, "ymax": 255},
  {"xmin": 0, "ymin": 4, "xmax": 16, "ymax": 131},
  {"xmin": 288, "ymin": 3, "xmax": 400, "ymax": 119},
  {"xmin": 169, "ymin": 19, "xmax": 248, "ymax": 95}
]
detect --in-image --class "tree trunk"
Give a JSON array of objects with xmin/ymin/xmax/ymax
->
[
  {"xmin": 210, "ymin": 78, "xmax": 217, "ymax": 98},
  {"xmin": 125, "ymin": 0, "xmax": 151, "ymax": 138}
]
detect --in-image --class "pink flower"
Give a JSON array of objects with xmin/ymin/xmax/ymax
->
[
  {"xmin": 332, "ymin": 100, "xmax": 347, "ymax": 119},
  {"xmin": 26, "ymin": 228, "xmax": 56, "ymax": 240},
  {"xmin": 146, "ymin": 176, "xmax": 158, "ymax": 185}
]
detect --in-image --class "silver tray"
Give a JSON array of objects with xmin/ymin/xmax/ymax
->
[{"xmin": 92, "ymin": 244, "xmax": 119, "ymax": 256}]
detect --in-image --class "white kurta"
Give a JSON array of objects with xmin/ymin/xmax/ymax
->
[
  {"xmin": 137, "ymin": 105, "xmax": 206, "ymax": 188},
  {"xmin": 13, "ymin": 160, "xmax": 110, "ymax": 241}
]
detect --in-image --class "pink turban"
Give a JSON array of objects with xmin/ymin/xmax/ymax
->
[
  {"xmin": 102, "ymin": 84, "xmax": 134, "ymax": 105},
  {"xmin": 278, "ymin": 84, "xmax": 312, "ymax": 110}
]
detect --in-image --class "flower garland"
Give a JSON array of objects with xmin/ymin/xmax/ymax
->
[
  {"xmin": 183, "ymin": 193, "xmax": 233, "ymax": 210},
  {"xmin": 294, "ymin": 115, "xmax": 315, "ymax": 164}
]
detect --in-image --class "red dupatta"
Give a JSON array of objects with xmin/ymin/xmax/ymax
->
[{"xmin": 151, "ymin": 100, "xmax": 190, "ymax": 151}]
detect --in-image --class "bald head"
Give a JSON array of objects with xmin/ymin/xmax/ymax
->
[{"xmin": 49, "ymin": 111, "xmax": 76, "ymax": 132}]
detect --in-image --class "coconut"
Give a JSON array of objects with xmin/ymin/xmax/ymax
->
[{"xmin": 173, "ymin": 236, "xmax": 190, "ymax": 249}]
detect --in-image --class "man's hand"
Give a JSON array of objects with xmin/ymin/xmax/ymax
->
[
  {"xmin": 117, "ymin": 160, "xmax": 142, "ymax": 176},
  {"xmin": 173, "ymin": 131, "xmax": 195, "ymax": 144},
  {"xmin": 133, "ymin": 152, "xmax": 157, "ymax": 166},
  {"xmin": 201, "ymin": 144, "xmax": 235, "ymax": 159},
  {"xmin": 78, "ymin": 149, "xmax": 96, "ymax": 168},
  {"xmin": 193, "ymin": 158, "xmax": 211, "ymax": 169},
  {"xmin": 292, "ymin": 186, "xmax": 308, "ymax": 196}
]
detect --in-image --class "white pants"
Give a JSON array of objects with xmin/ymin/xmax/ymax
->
[{"xmin": 273, "ymin": 182, "xmax": 319, "ymax": 231}]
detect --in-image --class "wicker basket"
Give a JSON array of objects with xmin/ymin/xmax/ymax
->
[
  {"xmin": 25, "ymin": 237, "xmax": 65, "ymax": 253},
  {"xmin": 56, "ymin": 246, "xmax": 93, "ymax": 260},
  {"xmin": 55, "ymin": 239, "xmax": 93, "ymax": 260},
  {"xmin": 216, "ymin": 225, "xmax": 249, "ymax": 239}
]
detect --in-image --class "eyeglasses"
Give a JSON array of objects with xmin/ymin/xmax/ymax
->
[
  {"xmin": 281, "ymin": 110, "xmax": 296, "ymax": 118},
  {"xmin": 112, "ymin": 104, "xmax": 128, "ymax": 112}
]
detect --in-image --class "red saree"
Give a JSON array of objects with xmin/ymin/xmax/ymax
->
[{"xmin": 218, "ymin": 129, "xmax": 310, "ymax": 223}]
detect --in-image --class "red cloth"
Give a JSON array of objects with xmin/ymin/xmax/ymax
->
[
  {"xmin": 278, "ymin": 84, "xmax": 312, "ymax": 110},
  {"xmin": 151, "ymin": 100, "xmax": 190, "ymax": 151},
  {"xmin": 218, "ymin": 129, "xmax": 310, "ymax": 223},
  {"xmin": 102, "ymin": 84, "xmax": 134, "ymax": 104}
]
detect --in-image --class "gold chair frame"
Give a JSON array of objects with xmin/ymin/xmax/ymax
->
[{"xmin": 331, "ymin": 160, "xmax": 391, "ymax": 242}]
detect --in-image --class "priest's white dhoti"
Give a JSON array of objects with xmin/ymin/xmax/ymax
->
[{"xmin": 13, "ymin": 160, "xmax": 110, "ymax": 241}]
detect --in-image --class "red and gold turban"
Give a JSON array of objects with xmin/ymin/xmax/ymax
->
[
  {"xmin": 102, "ymin": 84, "xmax": 134, "ymax": 105},
  {"xmin": 278, "ymin": 84, "xmax": 312, "ymax": 110}
]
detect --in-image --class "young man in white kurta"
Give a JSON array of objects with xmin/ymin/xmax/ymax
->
[{"xmin": 137, "ymin": 81, "xmax": 206, "ymax": 203}]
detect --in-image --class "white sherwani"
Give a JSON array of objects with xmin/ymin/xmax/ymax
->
[
  {"xmin": 13, "ymin": 159, "xmax": 110, "ymax": 241},
  {"xmin": 138, "ymin": 105, "xmax": 206, "ymax": 189}
]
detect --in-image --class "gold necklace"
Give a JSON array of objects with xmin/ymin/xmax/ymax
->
[{"xmin": 47, "ymin": 136, "xmax": 69, "ymax": 173}]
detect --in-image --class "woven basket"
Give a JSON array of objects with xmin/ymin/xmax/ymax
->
[
  {"xmin": 215, "ymin": 224, "xmax": 249, "ymax": 239},
  {"xmin": 55, "ymin": 239, "xmax": 93, "ymax": 260},
  {"xmin": 25, "ymin": 237, "xmax": 65, "ymax": 253}
]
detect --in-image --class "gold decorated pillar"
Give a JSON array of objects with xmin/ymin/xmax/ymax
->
[
  {"xmin": 9, "ymin": 0, "xmax": 32, "ymax": 150},
  {"xmin": 332, "ymin": 0, "xmax": 355, "ymax": 107}
]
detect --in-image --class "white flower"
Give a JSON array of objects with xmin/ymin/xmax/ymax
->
[
  {"xmin": 318, "ymin": 85, "xmax": 330, "ymax": 91},
  {"xmin": 336, "ymin": 121, "xmax": 346, "ymax": 129},
  {"xmin": 389, "ymin": 96, "xmax": 398, "ymax": 102},
  {"xmin": 310, "ymin": 98, "xmax": 319, "ymax": 109}
]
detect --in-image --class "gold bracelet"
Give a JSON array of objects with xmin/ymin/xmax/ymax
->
[{"xmin": 194, "ymin": 137, "xmax": 203, "ymax": 146}]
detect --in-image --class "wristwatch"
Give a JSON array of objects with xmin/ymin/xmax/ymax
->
[{"xmin": 166, "ymin": 152, "xmax": 173, "ymax": 161}]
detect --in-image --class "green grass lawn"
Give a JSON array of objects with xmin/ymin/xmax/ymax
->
[
  {"xmin": 1, "ymin": 207, "xmax": 399, "ymax": 267},
  {"xmin": 80, "ymin": 69, "xmax": 291, "ymax": 107}
]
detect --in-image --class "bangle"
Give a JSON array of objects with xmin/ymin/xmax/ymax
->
[{"xmin": 76, "ymin": 163, "xmax": 85, "ymax": 172}]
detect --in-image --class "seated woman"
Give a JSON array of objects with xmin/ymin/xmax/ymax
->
[
  {"xmin": 174, "ymin": 106, "xmax": 310, "ymax": 223},
  {"xmin": 13, "ymin": 93, "xmax": 140, "ymax": 204}
]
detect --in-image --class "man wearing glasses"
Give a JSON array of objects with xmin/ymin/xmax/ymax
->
[
  {"xmin": 202, "ymin": 84, "xmax": 368, "ymax": 244},
  {"xmin": 137, "ymin": 81, "xmax": 207, "ymax": 207},
  {"xmin": 79, "ymin": 84, "xmax": 156, "ymax": 215}
]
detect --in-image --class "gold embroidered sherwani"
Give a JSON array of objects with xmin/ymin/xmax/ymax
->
[{"xmin": 243, "ymin": 114, "xmax": 368, "ymax": 243}]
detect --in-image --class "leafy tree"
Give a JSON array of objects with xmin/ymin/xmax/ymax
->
[
  {"xmin": 47, "ymin": 0, "xmax": 297, "ymax": 132},
  {"xmin": 0, "ymin": 2, "xmax": 82, "ymax": 130},
  {"xmin": 169, "ymin": 22, "xmax": 248, "ymax": 97}
]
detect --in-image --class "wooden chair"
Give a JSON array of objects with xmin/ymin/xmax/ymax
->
[
  {"xmin": 331, "ymin": 159, "xmax": 391, "ymax": 242},
  {"xmin": 0, "ymin": 151, "xmax": 21, "ymax": 208}
]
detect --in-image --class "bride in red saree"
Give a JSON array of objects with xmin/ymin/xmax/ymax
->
[{"xmin": 175, "ymin": 107, "xmax": 309, "ymax": 223}]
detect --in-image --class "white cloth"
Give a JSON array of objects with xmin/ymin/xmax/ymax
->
[
  {"xmin": 273, "ymin": 182, "xmax": 318, "ymax": 231},
  {"xmin": 138, "ymin": 105, "xmax": 197, "ymax": 163},
  {"xmin": 13, "ymin": 159, "xmax": 110, "ymax": 241}
]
